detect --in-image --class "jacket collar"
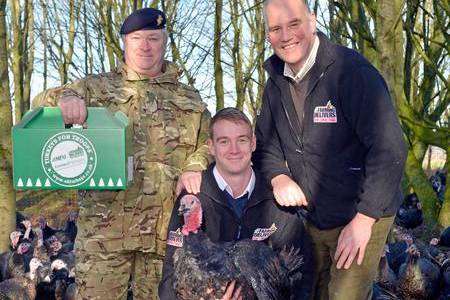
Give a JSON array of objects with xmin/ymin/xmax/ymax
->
[
  {"xmin": 201, "ymin": 164, "xmax": 272, "ymax": 210},
  {"xmin": 212, "ymin": 166, "xmax": 256, "ymax": 198},
  {"xmin": 116, "ymin": 60, "xmax": 182, "ymax": 83}
]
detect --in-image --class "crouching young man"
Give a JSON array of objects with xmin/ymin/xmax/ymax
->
[{"xmin": 158, "ymin": 107, "xmax": 313, "ymax": 299}]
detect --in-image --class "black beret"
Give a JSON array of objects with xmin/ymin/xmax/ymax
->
[{"xmin": 120, "ymin": 8, "xmax": 166, "ymax": 34}]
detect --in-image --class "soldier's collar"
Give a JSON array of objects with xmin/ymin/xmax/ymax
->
[{"xmin": 118, "ymin": 61, "xmax": 181, "ymax": 83}]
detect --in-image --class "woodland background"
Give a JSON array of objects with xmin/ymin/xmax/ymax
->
[{"xmin": 0, "ymin": 0, "xmax": 448, "ymax": 251}]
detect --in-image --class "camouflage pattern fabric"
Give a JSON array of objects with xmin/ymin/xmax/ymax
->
[
  {"xmin": 33, "ymin": 61, "xmax": 211, "ymax": 299},
  {"xmin": 76, "ymin": 249, "xmax": 162, "ymax": 300}
]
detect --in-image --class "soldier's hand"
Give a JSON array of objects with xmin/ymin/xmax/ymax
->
[
  {"xmin": 271, "ymin": 174, "xmax": 308, "ymax": 207},
  {"xmin": 176, "ymin": 171, "xmax": 202, "ymax": 196},
  {"xmin": 221, "ymin": 280, "xmax": 242, "ymax": 300},
  {"xmin": 58, "ymin": 95, "xmax": 87, "ymax": 125}
]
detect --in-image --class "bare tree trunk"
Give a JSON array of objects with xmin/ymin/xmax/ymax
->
[
  {"xmin": 214, "ymin": 0, "xmax": 224, "ymax": 111},
  {"xmin": 95, "ymin": 0, "xmax": 123, "ymax": 69},
  {"xmin": 327, "ymin": 0, "xmax": 346, "ymax": 44},
  {"xmin": 426, "ymin": 146, "xmax": 432, "ymax": 174},
  {"xmin": 40, "ymin": 0, "xmax": 48, "ymax": 90},
  {"xmin": 9, "ymin": 0, "xmax": 35, "ymax": 122},
  {"xmin": 0, "ymin": 0, "xmax": 16, "ymax": 252},
  {"xmin": 83, "ymin": 0, "xmax": 88, "ymax": 75},
  {"xmin": 242, "ymin": 0, "xmax": 265, "ymax": 120},
  {"xmin": 23, "ymin": 0, "xmax": 34, "ymax": 112},
  {"xmin": 57, "ymin": 0, "xmax": 79, "ymax": 84},
  {"xmin": 253, "ymin": 1, "xmax": 266, "ymax": 120},
  {"xmin": 162, "ymin": 0, "xmax": 195, "ymax": 85},
  {"xmin": 51, "ymin": 0, "xmax": 80, "ymax": 84},
  {"xmin": 10, "ymin": 0, "xmax": 24, "ymax": 122},
  {"xmin": 230, "ymin": 0, "xmax": 244, "ymax": 110},
  {"xmin": 376, "ymin": 0, "xmax": 439, "ymax": 222}
]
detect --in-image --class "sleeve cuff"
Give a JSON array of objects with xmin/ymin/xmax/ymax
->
[{"xmin": 356, "ymin": 202, "xmax": 382, "ymax": 220}]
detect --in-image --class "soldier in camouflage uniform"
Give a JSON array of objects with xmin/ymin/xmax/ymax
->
[{"xmin": 33, "ymin": 7, "xmax": 211, "ymax": 300}]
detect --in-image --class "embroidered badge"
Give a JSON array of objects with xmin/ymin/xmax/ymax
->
[
  {"xmin": 313, "ymin": 101, "xmax": 337, "ymax": 123},
  {"xmin": 252, "ymin": 223, "xmax": 277, "ymax": 241},
  {"xmin": 156, "ymin": 15, "xmax": 163, "ymax": 26},
  {"xmin": 167, "ymin": 228, "xmax": 184, "ymax": 247}
]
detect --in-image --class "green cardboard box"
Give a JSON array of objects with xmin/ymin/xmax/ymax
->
[{"xmin": 12, "ymin": 107, "xmax": 133, "ymax": 190}]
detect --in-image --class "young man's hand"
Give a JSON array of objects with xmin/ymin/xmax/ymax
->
[
  {"xmin": 221, "ymin": 280, "xmax": 242, "ymax": 300},
  {"xmin": 271, "ymin": 174, "xmax": 308, "ymax": 206}
]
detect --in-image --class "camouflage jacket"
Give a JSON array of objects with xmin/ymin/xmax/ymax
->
[{"xmin": 33, "ymin": 62, "xmax": 211, "ymax": 255}]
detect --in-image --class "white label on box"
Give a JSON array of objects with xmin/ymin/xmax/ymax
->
[{"xmin": 41, "ymin": 132, "xmax": 97, "ymax": 187}]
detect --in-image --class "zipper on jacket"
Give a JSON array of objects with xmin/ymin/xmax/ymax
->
[
  {"xmin": 283, "ymin": 71, "xmax": 325, "ymax": 153},
  {"xmin": 282, "ymin": 102, "xmax": 304, "ymax": 152},
  {"xmin": 305, "ymin": 72, "xmax": 325, "ymax": 100},
  {"xmin": 285, "ymin": 71, "xmax": 327, "ymax": 213},
  {"xmin": 204, "ymin": 191, "xmax": 247, "ymax": 240},
  {"xmin": 301, "ymin": 71, "xmax": 326, "ymax": 212}
]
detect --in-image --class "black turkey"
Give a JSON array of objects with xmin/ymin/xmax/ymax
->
[
  {"xmin": 0, "ymin": 258, "xmax": 44, "ymax": 300},
  {"xmin": 63, "ymin": 212, "xmax": 78, "ymax": 243},
  {"xmin": 439, "ymin": 227, "xmax": 450, "ymax": 247},
  {"xmin": 173, "ymin": 194, "xmax": 303, "ymax": 300},
  {"xmin": 394, "ymin": 193, "xmax": 423, "ymax": 229},
  {"xmin": 439, "ymin": 259, "xmax": 450, "ymax": 300},
  {"xmin": 376, "ymin": 246, "xmax": 397, "ymax": 291},
  {"xmin": 396, "ymin": 244, "xmax": 441, "ymax": 299},
  {"xmin": 385, "ymin": 233, "xmax": 413, "ymax": 275},
  {"xmin": 372, "ymin": 282, "xmax": 400, "ymax": 300}
]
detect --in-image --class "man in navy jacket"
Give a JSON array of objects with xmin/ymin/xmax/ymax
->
[{"xmin": 253, "ymin": 0, "xmax": 407, "ymax": 299}]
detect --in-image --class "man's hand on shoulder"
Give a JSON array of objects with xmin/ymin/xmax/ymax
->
[
  {"xmin": 176, "ymin": 171, "xmax": 202, "ymax": 196},
  {"xmin": 271, "ymin": 174, "xmax": 308, "ymax": 207},
  {"xmin": 58, "ymin": 93, "xmax": 87, "ymax": 125},
  {"xmin": 334, "ymin": 212, "xmax": 376, "ymax": 269}
]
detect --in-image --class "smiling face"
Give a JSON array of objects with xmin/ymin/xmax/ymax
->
[
  {"xmin": 208, "ymin": 119, "xmax": 255, "ymax": 178},
  {"xmin": 123, "ymin": 29, "xmax": 166, "ymax": 77},
  {"xmin": 265, "ymin": 0, "xmax": 317, "ymax": 73}
]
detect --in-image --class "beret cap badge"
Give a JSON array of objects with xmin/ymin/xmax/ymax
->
[{"xmin": 157, "ymin": 15, "xmax": 163, "ymax": 26}]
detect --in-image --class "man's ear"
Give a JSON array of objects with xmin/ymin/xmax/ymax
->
[
  {"xmin": 310, "ymin": 12, "xmax": 317, "ymax": 33},
  {"xmin": 207, "ymin": 138, "xmax": 215, "ymax": 156}
]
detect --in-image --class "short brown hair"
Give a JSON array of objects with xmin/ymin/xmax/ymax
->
[{"xmin": 209, "ymin": 107, "xmax": 253, "ymax": 138}]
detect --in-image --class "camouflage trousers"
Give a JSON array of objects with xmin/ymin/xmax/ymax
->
[
  {"xmin": 75, "ymin": 248, "xmax": 163, "ymax": 300},
  {"xmin": 305, "ymin": 216, "xmax": 395, "ymax": 300}
]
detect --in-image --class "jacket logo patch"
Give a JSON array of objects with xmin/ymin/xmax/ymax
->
[
  {"xmin": 313, "ymin": 101, "xmax": 337, "ymax": 123},
  {"xmin": 252, "ymin": 223, "xmax": 277, "ymax": 241},
  {"xmin": 167, "ymin": 228, "xmax": 183, "ymax": 247}
]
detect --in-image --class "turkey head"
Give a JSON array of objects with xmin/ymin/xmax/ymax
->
[{"xmin": 178, "ymin": 194, "xmax": 203, "ymax": 236}]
